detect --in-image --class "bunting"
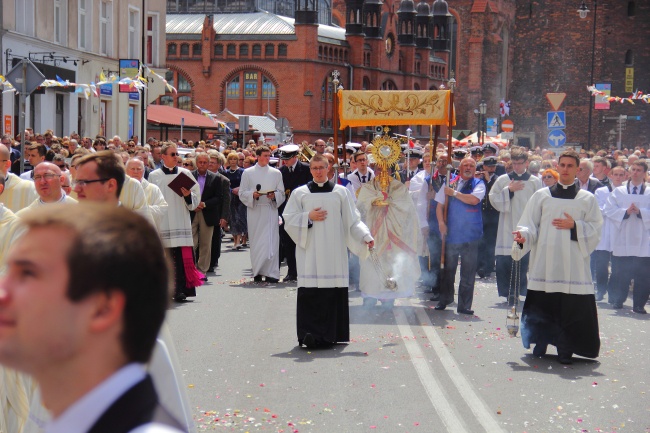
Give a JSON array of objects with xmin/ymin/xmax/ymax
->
[{"xmin": 587, "ymin": 85, "xmax": 650, "ymax": 104}]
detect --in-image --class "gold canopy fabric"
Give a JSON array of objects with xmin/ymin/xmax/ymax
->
[{"xmin": 337, "ymin": 90, "xmax": 456, "ymax": 128}]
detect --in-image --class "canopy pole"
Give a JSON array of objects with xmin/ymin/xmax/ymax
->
[{"xmin": 441, "ymin": 77, "xmax": 456, "ymax": 270}]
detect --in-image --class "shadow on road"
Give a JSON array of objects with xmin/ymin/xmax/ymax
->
[
  {"xmin": 271, "ymin": 344, "xmax": 370, "ymax": 363},
  {"xmin": 507, "ymin": 354, "xmax": 604, "ymax": 380}
]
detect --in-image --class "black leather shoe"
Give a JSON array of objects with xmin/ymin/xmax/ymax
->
[
  {"xmin": 533, "ymin": 344, "xmax": 547, "ymax": 356},
  {"xmin": 266, "ymin": 277, "xmax": 280, "ymax": 283},
  {"xmin": 284, "ymin": 275, "xmax": 297, "ymax": 282},
  {"xmin": 173, "ymin": 293, "xmax": 187, "ymax": 302},
  {"xmin": 429, "ymin": 294, "xmax": 440, "ymax": 302},
  {"xmin": 558, "ymin": 352, "xmax": 573, "ymax": 365},
  {"xmin": 253, "ymin": 275, "xmax": 263, "ymax": 282},
  {"xmin": 303, "ymin": 333, "xmax": 316, "ymax": 348},
  {"xmin": 457, "ymin": 309, "xmax": 474, "ymax": 315},
  {"xmin": 434, "ymin": 303, "xmax": 446, "ymax": 311},
  {"xmin": 633, "ymin": 307, "xmax": 648, "ymax": 314}
]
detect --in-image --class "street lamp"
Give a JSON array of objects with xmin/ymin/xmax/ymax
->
[
  {"xmin": 579, "ymin": 0, "xmax": 597, "ymax": 150},
  {"xmin": 479, "ymin": 101, "xmax": 487, "ymax": 146}
]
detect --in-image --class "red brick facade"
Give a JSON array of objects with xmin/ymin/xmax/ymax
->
[{"xmin": 160, "ymin": 0, "xmax": 649, "ymax": 150}]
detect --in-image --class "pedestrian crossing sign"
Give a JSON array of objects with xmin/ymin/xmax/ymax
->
[{"xmin": 547, "ymin": 111, "xmax": 566, "ymax": 129}]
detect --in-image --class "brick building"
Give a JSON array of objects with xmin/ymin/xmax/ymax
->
[{"xmin": 159, "ymin": 0, "xmax": 649, "ymax": 150}]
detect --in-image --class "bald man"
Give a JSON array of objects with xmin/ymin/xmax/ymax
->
[
  {"xmin": 18, "ymin": 162, "xmax": 77, "ymax": 215},
  {"xmin": 0, "ymin": 144, "xmax": 38, "ymax": 213},
  {"xmin": 126, "ymin": 157, "xmax": 168, "ymax": 229}
]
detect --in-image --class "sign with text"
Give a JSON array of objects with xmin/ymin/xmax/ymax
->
[
  {"xmin": 594, "ymin": 83, "xmax": 611, "ymax": 110},
  {"xmin": 119, "ymin": 59, "xmax": 140, "ymax": 93},
  {"xmin": 486, "ymin": 117, "xmax": 498, "ymax": 136},
  {"xmin": 4, "ymin": 115, "xmax": 12, "ymax": 136},
  {"xmin": 625, "ymin": 68, "xmax": 634, "ymax": 93}
]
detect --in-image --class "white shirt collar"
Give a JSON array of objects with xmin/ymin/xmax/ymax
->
[{"xmin": 45, "ymin": 363, "xmax": 146, "ymax": 433}]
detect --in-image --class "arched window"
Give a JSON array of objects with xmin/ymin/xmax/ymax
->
[
  {"xmin": 180, "ymin": 43, "xmax": 189, "ymax": 56},
  {"xmin": 362, "ymin": 76, "xmax": 371, "ymax": 90},
  {"xmin": 177, "ymin": 96, "xmax": 191, "ymax": 111},
  {"xmin": 227, "ymin": 76, "xmax": 240, "ymax": 98},
  {"xmin": 244, "ymin": 71, "xmax": 258, "ymax": 98},
  {"xmin": 178, "ymin": 74, "xmax": 191, "ymax": 92},
  {"xmin": 381, "ymin": 80, "xmax": 397, "ymax": 90},
  {"xmin": 164, "ymin": 70, "xmax": 174, "ymax": 90},
  {"xmin": 262, "ymin": 76, "xmax": 276, "ymax": 99},
  {"xmin": 265, "ymin": 44, "xmax": 274, "ymax": 57},
  {"xmin": 413, "ymin": 83, "xmax": 420, "ymax": 90},
  {"xmin": 167, "ymin": 44, "xmax": 177, "ymax": 56},
  {"xmin": 252, "ymin": 44, "xmax": 261, "ymax": 57},
  {"xmin": 628, "ymin": 1, "xmax": 636, "ymax": 16},
  {"xmin": 320, "ymin": 75, "xmax": 335, "ymax": 129},
  {"xmin": 214, "ymin": 44, "xmax": 223, "ymax": 57},
  {"xmin": 240, "ymin": 44, "xmax": 249, "ymax": 57},
  {"xmin": 278, "ymin": 44, "xmax": 288, "ymax": 57},
  {"xmin": 192, "ymin": 44, "xmax": 201, "ymax": 56},
  {"xmin": 625, "ymin": 49, "xmax": 634, "ymax": 66},
  {"xmin": 227, "ymin": 44, "xmax": 236, "ymax": 56},
  {"xmin": 160, "ymin": 95, "xmax": 173, "ymax": 106}
]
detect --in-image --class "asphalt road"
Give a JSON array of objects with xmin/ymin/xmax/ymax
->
[{"xmin": 167, "ymin": 237, "xmax": 650, "ymax": 433}]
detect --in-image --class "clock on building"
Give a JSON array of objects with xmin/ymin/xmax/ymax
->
[{"xmin": 385, "ymin": 33, "xmax": 395, "ymax": 57}]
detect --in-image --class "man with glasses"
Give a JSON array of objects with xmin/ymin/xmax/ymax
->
[
  {"xmin": 282, "ymin": 154, "xmax": 373, "ymax": 348},
  {"xmin": 0, "ymin": 144, "xmax": 38, "ymax": 213},
  {"xmin": 489, "ymin": 148, "xmax": 542, "ymax": 304},
  {"xmin": 575, "ymin": 158, "xmax": 604, "ymax": 194},
  {"xmin": 313, "ymin": 139, "xmax": 327, "ymax": 155},
  {"xmin": 149, "ymin": 143, "xmax": 202, "ymax": 302},
  {"xmin": 239, "ymin": 146, "xmax": 285, "ymax": 283},
  {"xmin": 347, "ymin": 151, "xmax": 374, "ymax": 195},
  {"xmin": 17, "ymin": 162, "xmax": 77, "ymax": 214}
]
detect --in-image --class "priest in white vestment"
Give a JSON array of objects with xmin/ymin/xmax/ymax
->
[
  {"xmin": 239, "ymin": 146, "xmax": 285, "ymax": 283},
  {"xmin": 0, "ymin": 144, "xmax": 38, "ymax": 213},
  {"xmin": 17, "ymin": 163, "xmax": 77, "ymax": 217},
  {"xmin": 514, "ymin": 150, "xmax": 602, "ymax": 364},
  {"xmin": 356, "ymin": 168, "xmax": 420, "ymax": 307},
  {"xmin": 283, "ymin": 154, "xmax": 373, "ymax": 348},
  {"xmin": 149, "ymin": 144, "xmax": 202, "ymax": 302},
  {"xmin": 489, "ymin": 149, "xmax": 542, "ymax": 302},
  {"xmin": 126, "ymin": 157, "xmax": 168, "ymax": 230}
]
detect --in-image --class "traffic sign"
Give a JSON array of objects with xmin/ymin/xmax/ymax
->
[
  {"xmin": 548, "ymin": 130, "xmax": 567, "ymax": 147},
  {"xmin": 501, "ymin": 132, "xmax": 514, "ymax": 140},
  {"xmin": 547, "ymin": 111, "xmax": 566, "ymax": 129},
  {"xmin": 5, "ymin": 59, "xmax": 45, "ymax": 95},
  {"xmin": 546, "ymin": 93, "xmax": 566, "ymax": 111},
  {"xmin": 502, "ymin": 119, "xmax": 514, "ymax": 132}
]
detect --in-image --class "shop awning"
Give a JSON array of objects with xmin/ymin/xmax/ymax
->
[{"xmin": 147, "ymin": 104, "xmax": 220, "ymax": 129}]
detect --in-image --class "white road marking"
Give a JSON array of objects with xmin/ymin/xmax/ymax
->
[
  {"xmin": 396, "ymin": 299, "xmax": 507, "ymax": 433},
  {"xmin": 393, "ymin": 306, "xmax": 469, "ymax": 433}
]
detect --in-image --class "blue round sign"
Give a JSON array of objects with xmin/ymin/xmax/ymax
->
[{"xmin": 547, "ymin": 130, "xmax": 567, "ymax": 148}]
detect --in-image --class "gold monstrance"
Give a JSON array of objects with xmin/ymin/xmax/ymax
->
[{"xmin": 369, "ymin": 128, "xmax": 402, "ymax": 206}]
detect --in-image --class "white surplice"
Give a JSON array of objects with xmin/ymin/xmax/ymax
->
[
  {"xmin": 148, "ymin": 167, "xmax": 200, "ymax": 248},
  {"xmin": 120, "ymin": 176, "xmax": 155, "ymax": 227},
  {"xmin": 603, "ymin": 183, "xmax": 650, "ymax": 257},
  {"xmin": 489, "ymin": 173, "xmax": 542, "ymax": 255},
  {"xmin": 594, "ymin": 185, "xmax": 613, "ymax": 252},
  {"xmin": 1, "ymin": 173, "xmax": 38, "ymax": 213},
  {"xmin": 515, "ymin": 188, "xmax": 602, "ymax": 295},
  {"xmin": 282, "ymin": 184, "xmax": 372, "ymax": 288},
  {"xmin": 141, "ymin": 179, "xmax": 169, "ymax": 231},
  {"xmin": 239, "ymin": 164, "xmax": 285, "ymax": 279}
]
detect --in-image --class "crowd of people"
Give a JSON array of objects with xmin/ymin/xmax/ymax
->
[{"xmin": 0, "ymin": 126, "xmax": 648, "ymax": 432}]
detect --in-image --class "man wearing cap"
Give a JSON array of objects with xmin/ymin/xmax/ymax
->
[
  {"xmin": 481, "ymin": 143, "xmax": 506, "ymax": 176},
  {"xmin": 470, "ymin": 146, "xmax": 483, "ymax": 162},
  {"xmin": 451, "ymin": 149, "xmax": 467, "ymax": 175},
  {"xmin": 476, "ymin": 156, "xmax": 500, "ymax": 278},
  {"xmin": 489, "ymin": 148, "xmax": 542, "ymax": 304},
  {"xmin": 278, "ymin": 144, "xmax": 312, "ymax": 282},
  {"xmin": 399, "ymin": 148, "xmax": 423, "ymax": 184}
]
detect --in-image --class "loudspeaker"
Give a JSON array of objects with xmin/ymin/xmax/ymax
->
[{"xmin": 374, "ymin": 125, "xmax": 384, "ymax": 134}]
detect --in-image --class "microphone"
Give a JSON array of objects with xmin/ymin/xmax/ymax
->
[{"xmin": 256, "ymin": 184, "xmax": 261, "ymax": 200}]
